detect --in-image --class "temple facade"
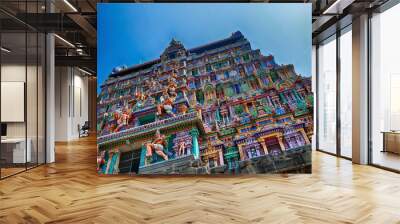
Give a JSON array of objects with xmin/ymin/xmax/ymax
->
[{"xmin": 97, "ymin": 31, "xmax": 313, "ymax": 175}]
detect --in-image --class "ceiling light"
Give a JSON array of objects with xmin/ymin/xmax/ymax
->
[
  {"xmin": 78, "ymin": 67, "xmax": 93, "ymax": 76},
  {"xmin": 63, "ymin": 0, "xmax": 78, "ymax": 12},
  {"xmin": 1, "ymin": 47, "xmax": 11, "ymax": 53},
  {"xmin": 54, "ymin": 34, "xmax": 75, "ymax": 48},
  {"xmin": 76, "ymin": 48, "xmax": 85, "ymax": 56},
  {"xmin": 323, "ymin": 0, "xmax": 355, "ymax": 15}
]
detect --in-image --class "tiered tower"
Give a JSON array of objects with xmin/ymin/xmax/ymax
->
[{"xmin": 97, "ymin": 31, "xmax": 313, "ymax": 175}]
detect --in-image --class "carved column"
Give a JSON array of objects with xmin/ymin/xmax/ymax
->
[
  {"xmin": 252, "ymin": 63, "xmax": 257, "ymax": 75},
  {"xmin": 268, "ymin": 75, "xmax": 273, "ymax": 84},
  {"xmin": 221, "ymin": 113, "xmax": 226, "ymax": 125},
  {"xmin": 228, "ymin": 105, "xmax": 235, "ymax": 117},
  {"xmin": 259, "ymin": 139, "xmax": 268, "ymax": 155},
  {"xmin": 213, "ymin": 88, "xmax": 217, "ymax": 100},
  {"xmin": 267, "ymin": 96, "xmax": 273, "ymax": 107},
  {"xmin": 219, "ymin": 150, "xmax": 224, "ymax": 166},
  {"xmin": 139, "ymin": 144, "xmax": 147, "ymax": 167},
  {"xmin": 256, "ymin": 76, "xmax": 263, "ymax": 88},
  {"xmin": 273, "ymin": 97, "xmax": 279, "ymax": 107},
  {"xmin": 190, "ymin": 128, "xmax": 200, "ymax": 159},
  {"xmin": 237, "ymin": 144, "xmax": 245, "ymax": 160},
  {"xmin": 191, "ymin": 90, "xmax": 197, "ymax": 106},
  {"xmin": 197, "ymin": 108, "xmax": 202, "ymax": 121},
  {"xmin": 244, "ymin": 104, "xmax": 250, "ymax": 113},
  {"xmin": 299, "ymin": 129, "xmax": 310, "ymax": 144},
  {"xmin": 278, "ymin": 136, "xmax": 286, "ymax": 151}
]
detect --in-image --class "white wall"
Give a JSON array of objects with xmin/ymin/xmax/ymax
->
[
  {"xmin": 55, "ymin": 67, "xmax": 89, "ymax": 141},
  {"xmin": 72, "ymin": 73, "xmax": 89, "ymax": 138},
  {"xmin": 1, "ymin": 65, "xmax": 42, "ymax": 137},
  {"xmin": 1, "ymin": 63, "xmax": 46, "ymax": 163},
  {"xmin": 1, "ymin": 65, "xmax": 26, "ymax": 138},
  {"xmin": 55, "ymin": 67, "xmax": 69, "ymax": 140}
]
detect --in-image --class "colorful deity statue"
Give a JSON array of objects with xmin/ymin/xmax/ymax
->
[
  {"xmin": 98, "ymin": 112, "xmax": 109, "ymax": 131},
  {"xmin": 177, "ymin": 141, "xmax": 186, "ymax": 157},
  {"xmin": 167, "ymin": 81, "xmax": 178, "ymax": 99},
  {"xmin": 171, "ymin": 69, "xmax": 178, "ymax": 80},
  {"xmin": 134, "ymin": 90, "xmax": 147, "ymax": 109},
  {"xmin": 232, "ymin": 114, "xmax": 241, "ymax": 126},
  {"xmin": 97, "ymin": 150, "xmax": 106, "ymax": 172},
  {"xmin": 182, "ymin": 76, "xmax": 187, "ymax": 86},
  {"xmin": 178, "ymin": 104, "xmax": 188, "ymax": 114},
  {"xmin": 145, "ymin": 130, "xmax": 168, "ymax": 161},
  {"xmin": 156, "ymin": 89, "xmax": 176, "ymax": 117},
  {"xmin": 203, "ymin": 122, "xmax": 212, "ymax": 133},
  {"xmin": 109, "ymin": 123, "xmax": 116, "ymax": 133},
  {"xmin": 114, "ymin": 107, "xmax": 131, "ymax": 132},
  {"xmin": 150, "ymin": 77, "xmax": 158, "ymax": 91},
  {"xmin": 168, "ymin": 84, "xmax": 177, "ymax": 99}
]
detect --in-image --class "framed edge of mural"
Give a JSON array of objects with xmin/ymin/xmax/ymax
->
[{"xmin": 97, "ymin": 3, "xmax": 313, "ymax": 175}]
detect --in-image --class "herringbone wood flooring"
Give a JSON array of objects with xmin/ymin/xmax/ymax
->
[{"xmin": 1, "ymin": 136, "xmax": 400, "ymax": 224}]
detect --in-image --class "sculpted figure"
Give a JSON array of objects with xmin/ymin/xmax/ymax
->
[
  {"xmin": 156, "ymin": 89, "xmax": 176, "ymax": 117},
  {"xmin": 114, "ymin": 108, "xmax": 130, "ymax": 132},
  {"xmin": 167, "ymin": 83, "xmax": 177, "ymax": 99},
  {"xmin": 177, "ymin": 141, "xmax": 186, "ymax": 157},
  {"xmin": 146, "ymin": 131, "xmax": 168, "ymax": 161},
  {"xmin": 97, "ymin": 151, "xmax": 106, "ymax": 172},
  {"xmin": 178, "ymin": 104, "xmax": 188, "ymax": 114}
]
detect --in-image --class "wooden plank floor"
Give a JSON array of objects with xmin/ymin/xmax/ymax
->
[{"xmin": 1, "ymin": 136, "xmax": 400, "ymax": 224}]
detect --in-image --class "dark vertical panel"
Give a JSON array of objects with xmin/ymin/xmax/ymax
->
[
  {"xmin": 44, "ymin": 0, "xmax": 48, "ymax": 164},
  {"xmin": 69, "ymin": 85, "xmax": 71, "ymax": 117},
  {"xmin": 88, "ymin": 77, "xmax": 97, "ymax": 133},
  {"xmin": 36, "ymin": 0, "xmax": 39, "ymax": 167},
  {"xmin": 315, "ymin": 45, "xmax": 319, "ymax": 151},
  {"xmin": 60, "ymin": 68, "xmax": 62, "ymax": 117},
  {"xmin": 44, "ymin": 32, "xmax": 47, "ymax": 164},
  {"xmin": 73, "ymin": 68, "xmax": 75, "ymax": 118},
  {"xmin": 367, "ymin": 11, "xmax": 373, "ymax": 165},
  {"xmin": 336, "ymin": 29, "xmax": 341, "ymax": 157}
]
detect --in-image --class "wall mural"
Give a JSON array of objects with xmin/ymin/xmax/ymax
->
[{"xmin": 97, "ymin": 4, "xmax": 313, "ymax": 175}]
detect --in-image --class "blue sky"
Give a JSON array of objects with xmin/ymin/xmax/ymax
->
[{"xmin": 98, "ymin": 3, "xmax": 311, "ymax": 91}]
